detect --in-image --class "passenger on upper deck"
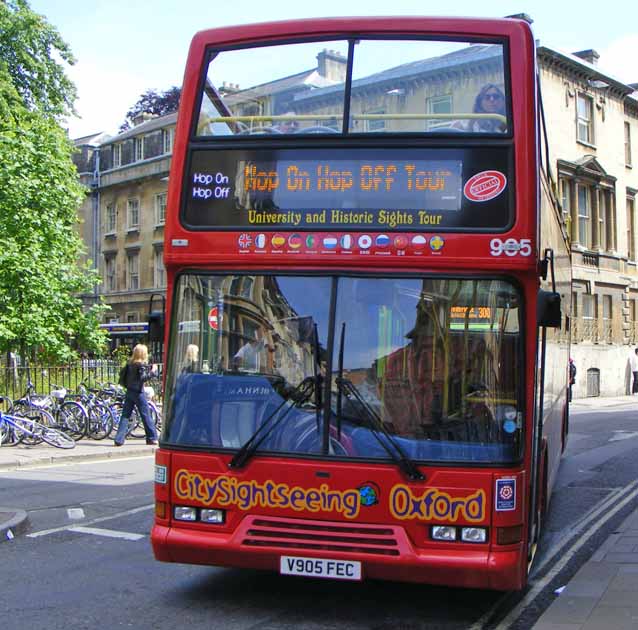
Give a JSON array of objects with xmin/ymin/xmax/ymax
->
[
  {"xmin": 453, "ymin": 84, "xmax": 507, "ymax": 133},
  {"xmin": 277, "ymin": 111, "xmax": 299, "ymax": 134}
]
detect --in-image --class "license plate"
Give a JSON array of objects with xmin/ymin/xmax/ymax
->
[{"xmin": 280, "ymin": 555, "xmax": 362, "ymax": 581}]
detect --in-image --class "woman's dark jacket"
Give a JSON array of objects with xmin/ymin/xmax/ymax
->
[{"xmin": 123, "ymin": 362, "xmax": 153, "ymax": 393}]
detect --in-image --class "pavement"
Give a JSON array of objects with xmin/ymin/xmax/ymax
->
[
  {"xmin": 531, "ymin": 394, "xmax": 638, "ymax": 630},
  {"xmin": 0, "ymin": 436, "xmax": 155, "ymax": 541},
  {"xmin": 2, "ymin": 395, "xmax": 638, "ymax": 629}
]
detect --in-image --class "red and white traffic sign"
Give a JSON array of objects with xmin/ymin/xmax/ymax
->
[{"xmin": 208, "ymin": 307, "xmax": 219, "ymax": 330}]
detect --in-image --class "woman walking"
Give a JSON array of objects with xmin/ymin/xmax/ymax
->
[{"xmin": 114, "ymin": 344, "xmax": 158, "ymax": 446}]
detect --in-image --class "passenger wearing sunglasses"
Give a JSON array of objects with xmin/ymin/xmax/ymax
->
[
  {"xmin": 471, "ymin": 83, "xmax": 507, "ymax": 132},
  {"xmin": 451, "ymin": 83, "xmax": 507, "ymax": 133}
]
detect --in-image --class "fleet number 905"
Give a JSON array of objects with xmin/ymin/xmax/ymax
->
[{"xmin": 490, "ymin": 238, "xmax": 532, "ymax": 257}]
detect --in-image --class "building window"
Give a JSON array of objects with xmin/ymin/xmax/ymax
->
[
  {"xmin": 104, "ymin": 257, "xmax": 116, "ymax": 292},
  {"xmin": 127, "ymin": 198, "xmax": 140, "ymax": 229},
  {"xmin": 154, "ymin": 193, "xmax": 167, "ymax": 226},
  {"xmin": 577, "ymin": 184, "xmax": 591, "ymax": 248},
  {"xmin": 576, "ymin": 93, "xmax": 594, "ymax": 145},
  {"xmin": 365, "ymin": 108, "xmax": 385, "ymax": 132},
  {"xmin": 153, "ymin": 249, "xmax": 165, "ymax": 288},
  {"xmin": 560, "ymin": 178, "xmax": 571, "ymax": 227},
  {"xmin": 105, "ymin": 203, "xmax": 116, "ymax": 233},
  {"xmin": 627, "ymin": 195, "xmax": 636, "ymax": 260},
  {"xmin": 626, "ymin": 122, "xmax": 633, "ymax": 167},
  {"xmin": 582, "ymin": 293, "xmax": 596, "ymax": 342},
  {"xmin": 112, "ymin": 144, "xmax": 121, "ymax": 168},
  {"xmin": 127, "ymin": 253, "xmax": 139, "ymax": 290},
  {"xmin": 134, "ymin": 136, "xmax": 144, "ymax": 162},
  {"xmin": 162, "ymin": 128, "xmax": 174, "ymax": 154},
  {"xmin": 602, "ymin": 295, "xmax": 612, "ymax": 343},
  {"xmin": 426, "ymin": 94, "xmax": 453, "ymax": 130},
  {"xmin": 126, "ymin": 312, "xmax": 138, "ymax": 323},
  {"xmin": 240, "ymin": 277, "xmax": 254, "ymax": 299}
]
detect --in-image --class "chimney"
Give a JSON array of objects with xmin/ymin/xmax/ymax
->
[
  {"xmin": 316, "ymin": 48, "xmax": 347, "ymax": 82},
  {"xmin": 218, "ymin": 81, "xmax": 240, "ymax": 96},
  {"xmin": 132, "ymin": 112, "xmax": 157, "ymax": 126},
  {"xmin": 505, "ymin": 13, "xmax": 533, "ymax": 24},
  {"xmin": 572, "ymin": 49, "xmax": 600, "ymax": 66}
]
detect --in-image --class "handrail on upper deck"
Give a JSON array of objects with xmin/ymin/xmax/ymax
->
[{"xmin": 204, "ymin": 113, "xmax": 507, "ymax": 124}]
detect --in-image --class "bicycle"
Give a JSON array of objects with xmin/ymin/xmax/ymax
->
[
  {"xmin": 0, "ymin": 410, "xmax": 75, "ymax": 449},
  {"xmin": 92, "ymin": 382, "xmax": 161, "ymax": 439},
  {"xmin": 73, "ymin": 383, "xmax": 115, "ymax": 440},
  {"xmin": 12, "ymin": 382, "xmax": 88, "ymax": 441}
]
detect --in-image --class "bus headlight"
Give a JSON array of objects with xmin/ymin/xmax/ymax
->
[
  {"xmin": 461, "ymin": 527, "xmax": 487, "ymax": 543},
  {"xmin": 174, "ymin": 506, "xmax": 197, "ymax": 521},
  {"xmin": 200, "ymin": 509, "xmax": 225, "ymax": 524},
  {"xmin": 431, "ymin": 525, "xmax": 457, "ymax": 541}
]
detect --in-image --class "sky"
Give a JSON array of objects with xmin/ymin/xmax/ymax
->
[{"xmin": 29, "ymin": 0, "xmax": 638, "ymax": 139}]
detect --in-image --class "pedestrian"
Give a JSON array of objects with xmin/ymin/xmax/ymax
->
[
  {"xmin": 631, "ymin": 348, "xmax": 638, "ymax": 394},
  {"xmin": 114, "ymin": 343, "xmax": 158, "ymax": 446},
  {"xmin": 569, "ymin": 358, "xmax": 576, "ymax": 402}
]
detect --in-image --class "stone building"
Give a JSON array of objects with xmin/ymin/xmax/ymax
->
[
  {"xmin": 73, "ymin": 41, "xmax": 638, "ymax": 396},
  {"xmin": 74, "ymin": 115, "xmax": 174, "ymax": 338},
  {"xmin": 538, "ymin": 47, "xmax": 638, "ymax": 396}
]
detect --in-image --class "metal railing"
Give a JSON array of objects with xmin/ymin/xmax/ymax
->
[{"xmin": 0, "ymin": 360, "xmax": 163, "ymax": 403}]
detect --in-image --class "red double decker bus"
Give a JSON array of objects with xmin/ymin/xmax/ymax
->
[{"xmin": 151, "ymin": 16, "xmax": 571, "ymax": 591}]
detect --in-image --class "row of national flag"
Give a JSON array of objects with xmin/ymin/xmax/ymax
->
[{"xmin": 239, "ymin": 233, "xmax": 442, "ymax": 251}]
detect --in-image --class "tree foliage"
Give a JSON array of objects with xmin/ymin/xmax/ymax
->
[
  {"xmin": 0, "ymin": 0, "xmax": 77, "ymax": 119},
  {"xmin": 0, "ymin": 0, "xmax": 106, "ymax": 361},
  {"xmin": 120, "ymin": 86, "xmax": 181, "ymax": 131}
]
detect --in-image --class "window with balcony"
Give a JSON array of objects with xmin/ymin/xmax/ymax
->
[
  {"xmin": 577, "ymin": 184, "xmax": 591, "ymax": 248},
  {"xmin": 153, "ymin": 248, "xmax": 165, "ymax": 288},
  {"xmin": 582, "ymin": 293, "xmax": 597, "ymax": 342},
  {"xmin": 127, "ymin": 253, "xmax": 139, "ymax": 290},
  {"xmin": 560, "ymin": 178, "xmax": 571, "ymax": 228},
  {"xmin": 154, "ymin": 193, "xmax": 167, "ymax": 226},
  {"xmin": 602, "ymin": 294, "xmax": 612, "ymax": 343},
  {"xmin": 105, "ymin": 203, "xmax": 116, "ymax": 234},
  {"xmin": 127, "ymin": 198, "xmax": 140, "ymax": 230},
  {"xmin": 626, "ymin": 121, "xmax": 633, "ymax": 167},
  {"xmin": 577, "ymin": 93, "xmax": 594, "ymax": 145}
]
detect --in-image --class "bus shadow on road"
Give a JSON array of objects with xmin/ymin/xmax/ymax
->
[{"xmin": 166, "ymin": 566, "xmax": 503, "ymax": 629}]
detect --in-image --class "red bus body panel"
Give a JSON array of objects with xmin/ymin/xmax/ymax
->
[{"xmin": 152, "ymin": 450, "xmax": 527, "ymax": 590}]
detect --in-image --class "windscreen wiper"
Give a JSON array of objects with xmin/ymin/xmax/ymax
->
[
  {"xmin": 228, "ymin": 376, "xmax": 316, "ymax": 469},
  {"xmin": 335, "ymin": 375, "xmax": 425, "ymax": 482}
]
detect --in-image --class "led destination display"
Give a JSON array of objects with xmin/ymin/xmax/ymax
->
[{"xmin": 183, "ymin": 147, "xmax": 512, "ymax": 231}]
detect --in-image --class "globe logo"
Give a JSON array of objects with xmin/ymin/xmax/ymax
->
[{"xmin": 358, "ymin": 482, "xmax": 380, "ymax": 507}]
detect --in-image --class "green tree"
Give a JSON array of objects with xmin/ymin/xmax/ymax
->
[{"xmin": 0, "ymin": 0, "xmax": 106, "ymax": 361}]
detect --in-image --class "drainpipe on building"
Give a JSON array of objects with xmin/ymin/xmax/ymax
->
[{"xmin": 92, "ymin": 150, "xmax": 100, "ymax": 303}]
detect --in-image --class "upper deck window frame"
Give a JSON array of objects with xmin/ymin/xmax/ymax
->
[{"xmin": 191, "ymin": 33, "xmax": 513, "ymax": 141}]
